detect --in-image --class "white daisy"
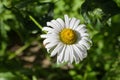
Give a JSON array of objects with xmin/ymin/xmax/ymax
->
[{"xmin": 41, "ymin": 15, "xmax": 92, "ymax": 64}]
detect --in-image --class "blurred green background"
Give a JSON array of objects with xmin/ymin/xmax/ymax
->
[{"xmin": 0, "ymin": 0, "xmax": 120, "ymax": 80}]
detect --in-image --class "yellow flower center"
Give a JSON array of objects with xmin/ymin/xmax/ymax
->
[{"xmin": 60, "ymin": 28, "xmax": 77, "ymax": 45}]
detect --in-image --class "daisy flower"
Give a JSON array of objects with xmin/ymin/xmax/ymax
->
[{"xmin": 41, "ymin": 15, "xmax": 92, "ymax": 64}]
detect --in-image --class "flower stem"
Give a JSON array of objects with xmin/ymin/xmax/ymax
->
[{"xmin": 29, "ymin": 15, "xmax": 43, "ymax": 30}]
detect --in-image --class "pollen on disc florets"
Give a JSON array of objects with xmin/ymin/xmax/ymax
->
[{"xmin": 59, "ymin": 28, "xmax": 77, "ymax": 45}]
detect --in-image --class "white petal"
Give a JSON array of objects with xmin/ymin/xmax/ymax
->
[
  {"xmin": 70, "ymin": 45, "xmax": 80, "ymax": 63},
  {"xmin": 73, "ymin": 19, "xmax": 80, "ymax": 29},
  {"xmin": 41, "ymin": 33, "xmax": 58, "ymax": 39},
  {"xmin": 43, "ymin": 37, "xmax": 59, "ymax": 45},
  {"xmin": 64, "ymin": 15, "xmax": 70, "ymax": 28},
  {"xmin": 82, "ymin": 51, "xmax": 87, "ymax": 58},
  {"xmin": 42, "ymin": 27, "xmax": 57, "ymax": 34},
  {"xmin": 47, "ymin": 22, "xmax": 59, "ymax": 31},
  {"xmin": 78, "ymin": 42, "xmax": 87, "ymax": 51},
  {"xmin": 75, "ymin": 44, "xmax": 87, "ymax": 58},
  {"xmin": 79, "ymin": 40, "xmax": 91, "ymax": 50},
  {"xmin": 82, "ymin": 37, "xmax": 92, "ymax": 46},
  {"xmin": 40, "ymin": 34, "xmax": 47, "ymax": 38},
  {"xmin": 69, "ymin": 18, "xmax": 71, "ymax": 21},
  {"xmin": 73, "ymin": 44, "xmax": 83, "ymax": 61},
  {"xmin": 57, "ymin": 43, "xmax": 64, "ymax": 53},
  {"xmin": 43, "ymin": 38, "xmax": 51, "ymax": 45},
  {"xmin": 50, "ymin": 42, "xmax": 63, "ymax": 57},
  {"xmin": 68, "ymin": 45, "xmax": 74, "ymax": 64},
  {"xmin": 57, "ymin": 45, "xmax": 66, "ymax": 63},
  {"xmin": 56, "ymin": 18, "xmax": 65, "ymax": 28},
  {"xmin": 42, "ymin": 27, "xmax": 53, "ymax": 32},
  {"xmin": 80, "ymin": 28, "xmax": 87, "ymax": 33},
  {"xmin": 64, "ymin": 45, "xmax": 70, "ymax": 62},
  {"xmin": 77, "ymin": 24, "xmax": 86, "ymax": 31},
  {"xmin": 57, "ymin": 59, "xmax": 61, "ymax": 64},
  {"xmin": 81, "ymin": 33, "xmax": 89, "ymax": 37},
  {"xmin": 45, "ymin": 42, "xmax": 58, "ymax": 50},
  {"xmin": 69, "ymin": 17, "xmax": 76, "ymax": 29},
  {"xmin": 82, "ymin": 37, "xmax": 91, "ymax": 42},
  {"xmin": 51, "ymin": 20, "xmax": 62, "ymax": 30}
]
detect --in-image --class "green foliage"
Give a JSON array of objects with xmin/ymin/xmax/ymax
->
[{"xmin": 0, "ymin": 0, "xmax": 120, "ymax": 80}]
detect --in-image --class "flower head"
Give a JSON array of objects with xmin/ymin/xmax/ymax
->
[{"xmin": 41, "ymin": 15, "xmax": 92, "ymax": 64}]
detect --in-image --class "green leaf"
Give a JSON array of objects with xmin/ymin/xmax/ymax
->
[{"xmin": 0, "ymin": 72, "xmax": 19, "ymax": 80}]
